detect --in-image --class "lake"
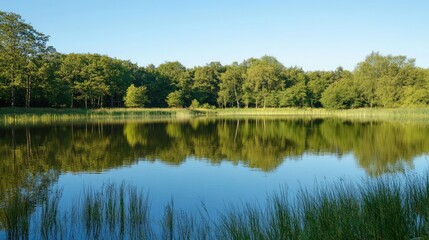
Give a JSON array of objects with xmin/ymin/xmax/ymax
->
[{"xmin": 1, "ymin": 117, "xmax": 429, "ymax": 238}]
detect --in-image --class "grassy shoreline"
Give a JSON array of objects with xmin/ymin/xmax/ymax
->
[
  {"xmin": 0, "ymin": 108, "xmax": 210, "ymax": 125},
  {"xmin": 2, "ymin": 173, "xmax": 429, "ymax": 239},
  {"xmin": 1, "ymin": 107, "xmax": 429, "ymax": 125}
]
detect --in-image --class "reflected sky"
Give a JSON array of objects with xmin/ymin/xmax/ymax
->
[{"xmin": 1, "ymin": 117, "xmax": 429, "ymax": 231}]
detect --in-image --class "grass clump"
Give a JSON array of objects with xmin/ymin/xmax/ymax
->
[
  {"xmin": 0, "ymin": 191, "xmax": 32, "ymax": 240},
  {"xmin": 79, "ymin": 182, "xmax": 152, "ymax": 239},
  {"xmin": 40, "ymin": 189, "xmax": 62, "ymax": 239},
  {"xmin": 3, "ymin": 173, "xmax": 429, "ymax": 239},
  {"xmin": 215, "ymin": 174, "xmax": 429, "ymax": 240}
]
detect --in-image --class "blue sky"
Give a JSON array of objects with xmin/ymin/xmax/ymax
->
[{"xmin": 1, "ymin": 0, "xmax": 428, "ymax": 70}]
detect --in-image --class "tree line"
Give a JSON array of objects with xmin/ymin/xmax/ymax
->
[{"xmin": 1, "ymin": 11, "xmax": 429, "ymax": 109}]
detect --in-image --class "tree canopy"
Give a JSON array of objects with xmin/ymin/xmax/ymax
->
[
  {"xmin": 1, "ymin": 11, "xmax": 429, "ymax": 110},
  {"xmin": 124, "ymin": 84, "xmax": 148, "ymax": 108}
]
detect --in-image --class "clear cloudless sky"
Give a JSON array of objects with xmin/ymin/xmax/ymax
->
[{"xmin": 1, "ymin": 0, "xmax": 428, "ymax": 70}]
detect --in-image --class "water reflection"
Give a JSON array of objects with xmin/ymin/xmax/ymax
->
[
  {"xmin": 1, "ymin": 118, "xmax": 429, "ymax": 232},
  {"xmin": 122, "ymin": 118, "xmax": 428, "ymax": 175},
  {"xmin": 1, "ymin": 119, "xmax": 428, "ymax": 181}
]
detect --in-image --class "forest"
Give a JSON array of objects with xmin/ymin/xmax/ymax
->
[{"xmin": 1, "ymin": 11, "xmax": 429, "ymax": 109}]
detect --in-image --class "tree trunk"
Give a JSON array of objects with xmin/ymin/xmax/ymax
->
[
  {"xmin": 234, "ymin": 86, "xmax": 240, "ymax": 108},
  {"xmin": 11, "ymin": 87, "xmax": 15, "ymax": 107},
  {"xmin": 11, "ymin": 65, "xmax": 15, "ymax": 107},
  {"xmin": 70, "ymin": 92, "xmax": 74, "ymax": 108},
  {"xmin": 25, "ymin": 76, "xmax": 31, "ymax": 108},
  {"xmin": 85, "ymin": 97, "xmax": 88, "ymax": 109}
]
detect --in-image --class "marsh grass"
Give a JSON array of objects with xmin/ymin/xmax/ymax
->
[
  {"xmin": 215, "ymin": 107, "xmax": 429, "ymax": 121},
  {"xmin": 0, "ymin": 108, "xmax": 201, "ymax": 126},
  {"xmin": 40, "ymin": 189, "xmax": 62, "ymax": 240},
  {"xmin": 3, "ymin": 174, "xmax": 429, "ymax": 239},
  {"xmin": 0, "ymin": 190, "xmax": 32, "ymax": 240},
  {"xmin": 2, "ymin": 107, "xmax": 429, "ymax": 126},
  {"xmin": 79, "ymin": 182, "xmax": 153, "ymax": 239}
]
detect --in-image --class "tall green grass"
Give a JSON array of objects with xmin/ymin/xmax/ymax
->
[
  {"xmin": 2, "ymin": 107, "xmax": 429, "ymax": 126},
  {"xmin": 0, "ymin": 190, "xmax": 32, "ymax": 240},
  {"xmin": 2, "ymin": 173, "xmax": 429, "ymax": 239},
  {"xmin": 0, "ymin": 107, "xmax": 217, "ymax": 126},
  {"xmin": 215, "ymin": 107, "xmax": 429, "ymax": 121}
]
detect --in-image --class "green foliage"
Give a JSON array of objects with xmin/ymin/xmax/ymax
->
[
  {"xmin": 1, "ymin": 11, "xmax": 429, "ymax": 109},
  {"xmin": 166, "ymin": 91, "xmax": 184, "ymax": 108},
  {"xmin": 59, "ymin": 53, "xmax": 137, "ymax": 108},
  {"xmin": 138, "ymin": 65, "xmax": 171, "ymax": 108},
  {"xmin": 402, "ymin": 86, "xmax": 429, "ymax": 106},
  {"xmin": 218, "ymin": 64, "xmax": 244, "ymax": 108},
  {"xmin": 307, "ymin": 67, "xmax": 348, "ymax": 107},
  {"xmin": 200, "ymin": 103, "xmax": 216, "ymax": 109},
  {"xmin": 189, "ymin": 99, "xmax": 200, "ymax": 109},
  {"xmin": 321, "ymin": 78, "xmax": 362, "ymax": 109},
  {"xmin": 244, "ymin": 56, "xmax": 285, "ymax": 108},
  {"xmin": 191, "ymin": 62, "xmax": 223, "ymax": 105},
  {"xmin": 279, "ymin": 81, "xmax": 308, "ymax": 107},
  {"xmin": 0, "ymin": 11, "xmax": 50, "ymax": 107},
  {"xmin": 157, "ymin": 62, "xmax": 192, "ymax": 106},
  {"xmin": 124, "ymin": 84, "xmax": 148, "ymax": 108},
  {"xmin": 354, "ymin": 52, "xmax": 419, "ymax": 108}
]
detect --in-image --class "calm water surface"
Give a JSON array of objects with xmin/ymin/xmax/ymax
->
[{"xmin": 1, "ymin": 117, "xmax": 429, "ymax": 233}]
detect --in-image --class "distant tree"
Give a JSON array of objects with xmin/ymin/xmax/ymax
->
[
  {"xmin": 100, "ymin": 56, "xmax": 136, "ymax": 107},
  {"xmin": 137, "ymin": 65, "xmax": 170, "ymax": 107},
  {"xmin": 166, "ymin": 90, "xmax": 183, "ymax": 108},
  {"xmin": 60, "ymin": 54, "xmax": 110, "ymax": 108},
  {"xmin": 79, "ymin": 55, "xmax": 110, "ymax": 108},
  {"xmin": 59, "ymin": 54, "xmax": 86, "ymax": 107},
  {"xmin": 35, "ymin": 51, "xmax": 67, "ymax": 107},
  {"xmin": 321, "ymin": 78, "xmax": 362, "ymax": 109},
  {"xmin": 244, "ymin": 56, "xmax": 285, "ymax": 108},
  {"xmin": 218, "ymin": 64, "xmax": 244, "ymax": 108},
  {"xmin": 401, "ymin": 68, "xmax": 429, "ymax": 105},
  {"xmin": 354, "ymin": 52, "xmax": 416, "ymax": 107},
  {"xmin": 306, "ymin": 67, "xmax": 347, "ymax": 107},
  {"xmin": 0, "ymin": 11, "xmax": 51, "ymax": 107},
  {"xmin": 157, "ymin": 62, "xmax": 192, "ymax": 105},
  {"xmin": 283, "ymin": 67, "xmax": 307, "ymax": 88},
  {"xmin": 124, "ymin": 84, "xmax": 148, "ymax": 108},
  {"xmin": 192, "ymin": 62, "xmax": 223, "ymax": 105},
  {"xmin": 279, "ymin": 81, "xmax": 308, "ymax": 107},
  {"xmin": 279, "ymin": 67, "xmax": 309, "ymax": 107},
  {"xmin": 190, "ymin": 99, "xmax": 200, "ymax": 108}
]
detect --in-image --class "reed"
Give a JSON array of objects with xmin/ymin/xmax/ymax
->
[
  {"xmin": 0, "ymin": 108, "xmax": 202, "ymax": 126},
  {"xmin": 2, "ymin": 173, "xmax": 429, "ymax": 239},
  {"xmin": 2, "ymin": 107, "xmax": 429, "ymax": 126},
  {"xmin": 40, "ymin": 189, "xmax": 62, "ymax": 240},
  {"xmin": 215, "ymin": 107, "xmax": 429, "ymax": 120},
  {"xmin": 0, "ymin": 191, "xmax": 32, "ymax": 240}
]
